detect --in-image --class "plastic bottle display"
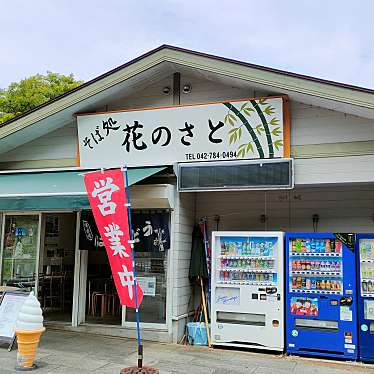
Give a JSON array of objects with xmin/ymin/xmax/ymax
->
[
  {"xmin": 220, "ymin": 239, "xmax": 275, "ymax": 257},
  {"xmin": 218, "ymin": 237, "xmax": 277, "ymax": 285},
  {"xmin": 290, "ymin": 238, "xmax": 342, "ymax": 255}
]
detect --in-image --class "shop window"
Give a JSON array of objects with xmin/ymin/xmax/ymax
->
[
  {"xmin": 1, "ymin": 215, "xmax": 40, "ymax": 291},
  {"xmin": 80, "ymin": 209, "xmax": 170, "ymax": 325},
  {"xmin": 125, "ymin": 210, "xmax": 170, "ymax": 324}
]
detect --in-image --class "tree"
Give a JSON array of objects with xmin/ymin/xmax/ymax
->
[{"xmin": 0, "ymin": 72, "xmax": 83, "ymax": 123}]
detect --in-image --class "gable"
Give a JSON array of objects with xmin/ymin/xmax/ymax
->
[{"xmin": 2, "ymin": 45, "xmax": 374, "ymax": 160}]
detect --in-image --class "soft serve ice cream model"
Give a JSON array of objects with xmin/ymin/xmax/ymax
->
[{"xmin": 15, "ymin": 292, "xmax": 45, "ymax": 369}]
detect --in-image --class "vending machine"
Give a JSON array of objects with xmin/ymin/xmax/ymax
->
[
  {"xmin": 211, "ymin": 231, "xmax": 284, "ymax": 351},
  {"xmin": 356, "ymin": 234, "xmax": 374, "ymax": 362},
  {"xmin": 286, "ymin": 232, "xmax": 358, "ymax": 359}
]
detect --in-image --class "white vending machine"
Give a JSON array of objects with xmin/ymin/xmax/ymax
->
[{"xmin": 211, "ymin": 231, "xmax": 284, "ymax": 350}]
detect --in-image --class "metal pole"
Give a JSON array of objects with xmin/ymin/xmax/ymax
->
[{"xmin": 123, "ymin": 167, "xmax": 143, "ymax": 368}]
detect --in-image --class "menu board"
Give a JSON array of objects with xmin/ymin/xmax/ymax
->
[{"xmin": 0, "ymin": 292, "xmax": 28, "ymax": 344}]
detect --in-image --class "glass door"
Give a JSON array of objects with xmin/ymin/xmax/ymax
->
[
  {"xmin": 124, "ymin": 210, "xmax": 170, "ymax": 326},
  {"xmin": 1, "ymin": 214, "xmax": 41, "ymax": 292}
]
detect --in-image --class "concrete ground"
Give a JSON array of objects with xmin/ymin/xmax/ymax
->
[{"xmin": 0, "ymin": 330, "xmax": 374, "ymax": 374}]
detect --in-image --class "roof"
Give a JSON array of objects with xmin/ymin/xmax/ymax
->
[{"xmin": 1, "ymin": 44, "xmax": 374, "ymax": 129}]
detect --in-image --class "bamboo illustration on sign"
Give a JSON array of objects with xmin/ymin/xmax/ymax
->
[{"xmin": 223, "ymin": 99, "xmax": 283, "ymax": 158}]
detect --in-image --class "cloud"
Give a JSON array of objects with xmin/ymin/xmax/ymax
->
[{"xmin": 1, "ymin": 0, "xmax": 374, "ymax": 89}]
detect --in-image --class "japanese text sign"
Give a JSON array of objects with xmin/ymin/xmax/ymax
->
[
  {"xmin": 77, "ymin": 97, "xmax": 289, "ymax": 168},
  {"xmin": 83, "ymin": 169, "xmax": 143, "ymax": 308}
]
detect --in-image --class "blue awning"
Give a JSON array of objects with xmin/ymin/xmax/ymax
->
[{"xmin": 0, "ymin": 167, "xmax": 166, "ymax": 210}]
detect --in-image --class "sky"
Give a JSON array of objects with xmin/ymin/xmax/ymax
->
[{"xmin": 1, "ymin": 0, "xmax": 374, "ymax": 89}]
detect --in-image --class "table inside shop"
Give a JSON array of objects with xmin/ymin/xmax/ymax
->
[{"xmin": 87, "ymin": 277, "xmax": 117, "ymax": 318}]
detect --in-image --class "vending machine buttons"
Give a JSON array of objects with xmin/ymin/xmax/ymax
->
[
  {"xmin": 266, "ymin": 287, "xmax": 277, "ymax": 294},
  {"xmin": 260, "ymin": 294, "xmax": 267, "ymax": 300},
  {"xmin": 252, "ymin": 293, "xmax": 258, "ymax": 299}
]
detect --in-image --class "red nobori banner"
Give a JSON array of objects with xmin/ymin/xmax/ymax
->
[{"xmin": 83, "ymin": 169, "xmax": 143, "ymax": 308}]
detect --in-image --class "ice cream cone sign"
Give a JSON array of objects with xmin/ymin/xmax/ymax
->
[{"xmin": 15, "ymin": 292, "xmax": 45, "ymax": 370}]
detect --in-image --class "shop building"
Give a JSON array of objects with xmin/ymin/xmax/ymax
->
[{"xmin": 1, "ymin": 45, "xmax": 374, "ymax": 343}]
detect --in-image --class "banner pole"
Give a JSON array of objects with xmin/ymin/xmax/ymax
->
[{"xmin": 123, "ymin": 167, "xmax": 142, "ymax": 368}]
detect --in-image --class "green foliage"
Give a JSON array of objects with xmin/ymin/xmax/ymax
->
[
  {"xmin": 0, "ymin": 72, "xmax": 83, "ymax": 123},
  {"xmin": 239, "ymin": 102, "xmax": 254, "ymax": 116},
  {"xmin": 255, "ymin": 124, "xmax": 264, "ymax": 135},
  {"xmin": 229, "ymin": 126, "xmax": 243, "ymax": 144},
  {"xmin": 263, "ymin": 105, "xmax": 275, "ymax": 116},
  {"xmin": 224, "ymin": 113, "xmax": 237, "ymax": 126},
  {"xmin": 237, "ymin": 142, "xmax": 254, "ymax": 157},
  {"xmin": 258, "ymin": 98, "xmax": 268, "ymax": 106},
  {"xmin": 269, "ymin": 117, "xmax": 279, "ymax": 126},
  {"xmin": 271, "ymin": 127, "xmax": 282, "ymax": 136},
  {"xmin": 273, "ymin": 139, "xmax": 283, "ymax": 150}
]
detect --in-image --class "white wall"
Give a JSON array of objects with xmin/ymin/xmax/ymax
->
[
  {"xmin": 195, "ymin": 185, "xmax": 374, "ymax": 236},
  {"xmin": 1, "ymin": 123, "xmax": 77, "ymax": 162},
  {"xmin": 171, "ymin": 190, "xmax": 195, "ymax": 343},
  {"xmin": 291, "ymin": 101, "xmax": 374, "ymax": 145}
]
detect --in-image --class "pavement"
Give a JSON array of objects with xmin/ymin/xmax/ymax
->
[{"xmin": 0, "ymin": 330, "xmax": 374, "ymax": 374}]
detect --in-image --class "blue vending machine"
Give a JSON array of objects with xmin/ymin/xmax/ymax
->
[
  {"xmin": 356, "ymin": 234, "xmax": 374, "ymax": 361},
  {"xmin": 286, "ymin": 232, "xmax": 358, "ymax": 359}
]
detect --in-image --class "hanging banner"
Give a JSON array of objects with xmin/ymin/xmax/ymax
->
[
  {"xmin": 83, "ymin": 169, "xmax": 143, "ymax": 308},
  {"xmin": 77, "ymin": 96, "xmax": 290, "ymax": 168}
]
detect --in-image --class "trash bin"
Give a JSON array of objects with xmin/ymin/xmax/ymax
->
[{"xmin": 187, "ymin": 322, "xmax": 209, "ymax": 345}]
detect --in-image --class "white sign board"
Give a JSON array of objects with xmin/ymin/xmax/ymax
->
[
  {"xmin": 215, "ymin": 287, "xmax": 240, "ymax": 305},
  {"xmin": 77, "ymin": 97, "xmax": 287, "ymax": 168},
  {"xmin": 0, "ymin": 293, "xmax": 28, "ymax": 340},
  {"xmin": 137, "ymin": 276, "xmax": 156, "ymax": 297}
]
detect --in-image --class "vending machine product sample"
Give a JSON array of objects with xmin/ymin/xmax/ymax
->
[
  {"xmin": 286, "ymin": 233, "xmax": 358, "ymax": 359},
  {"xmin": 356, "ymin": 233, "xmax": 374, "ymax": 361},
  {"xmin": 211, "ymin": 231, "xmax": 284, "ymax": 350}
]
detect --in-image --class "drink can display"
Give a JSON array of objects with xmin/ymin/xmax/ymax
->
[
  {"xmin": 305, "ymin": 239, "xmax": 311, "ymax": 253},
  {"xmin": 368, "ymin": 281, "xmax": 373, "ymax": 292},
  {"xmin": 325, "ymin": 239, "xmax": 331, "ymax": 253},
  {"xmin": 311, "ymin": 279, "xmax": 317, "ymax": 289},
  {"xmin": 335, "ymin": 240, "xmax": 342, "ymax": 253},
  {"xmin": 301, "ymin": 240, "xmax": 306, "ymax": 253},
  {"xmin": 306, "ymin": 278, "xmax": 311, "ymax": 289},
  {"xmin": 296, "ymin": 239, "xmax": 302, "ymax": 252},
  {"xmin": 310, "ymin": 239, "xmax": 316, "ymax": 253},
  {"xmin": 330, "ymin": 239, "xmax": 335, "ymax": 253},
  {"xmin": 292, "ymin": 277, "xmax": 296, "ymax": 288},
  {"xmin": 363, "ymin": 281, "xmax": 368, "ymax": 292}
]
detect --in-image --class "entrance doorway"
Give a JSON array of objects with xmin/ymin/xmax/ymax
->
[
  {"xmin": 38, "ymin": 213, "xmax": 76, "ymax": 322},
  {"xmin": 85, "ymin": 248, "xmax": 121, "ymax": 325}
]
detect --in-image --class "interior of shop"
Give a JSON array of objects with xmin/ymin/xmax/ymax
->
[
  {"xmin": 38, "ymin": 213, "xmax": 76, "ymax": 322},
  {"xmin": 81, "ymin": 209, "xmax": 168, "ymax": 326}
]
